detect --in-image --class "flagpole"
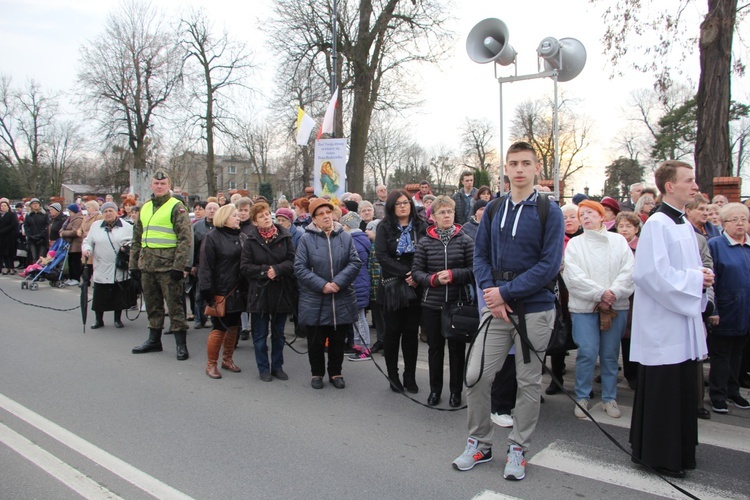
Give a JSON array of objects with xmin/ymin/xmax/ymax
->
[{"xmin": 331, "ymin": 0, "xmax": 338, "ymax": 138}]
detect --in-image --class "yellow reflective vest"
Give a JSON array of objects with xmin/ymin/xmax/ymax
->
[{"xmin": 140, "ymin": 197, "xmax": 180, "ymax": 248}]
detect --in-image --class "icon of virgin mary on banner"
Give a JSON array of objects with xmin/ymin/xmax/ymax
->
[{"xmin": 313, "ymin": 138, "xmax": 348, "ymax": 202}]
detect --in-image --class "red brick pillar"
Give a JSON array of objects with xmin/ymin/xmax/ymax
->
[
  {"xmin": 538, "ymin": 180, "xmax": 565, "ymax": 204},
  {"xmin": 713, "ymin": 177, "xmax": 741, "ymax": 202}
]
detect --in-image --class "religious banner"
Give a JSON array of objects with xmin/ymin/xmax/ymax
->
[{"xmin": 313, "ymin": 138, "xmax": 348, "ymax": 203}]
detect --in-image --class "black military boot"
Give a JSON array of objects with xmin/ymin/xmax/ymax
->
[
  {"xmin": 132, "ymin": 328, "xmax": 163, "ymax": 354},
  {"xmin": 174, "ymin": 331, "xmax": 189, "ymax": 360}
]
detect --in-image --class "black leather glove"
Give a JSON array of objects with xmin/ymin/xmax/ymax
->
[
  {"xmin": 130, "ymin": 269, "xmax": 141, "ymax": 281},
  {"xmin": 170, "ymin": 269, "xmax": 184, "ymax": 281}
]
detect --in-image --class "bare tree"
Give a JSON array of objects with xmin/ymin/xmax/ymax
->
[
  {"xmin": 46, "ymin": 121, "xmax": 84, "ymax": 196},
  {"xmin": 0, "ymin": 76, "xmax": 56, "ymax": 196},
  {"xmin": 77, "ymin": 0, "xmax": 184, "ymax": 195},
  {"xmin": 179, "ymin": 7, "xmax": 254, "ymax": 195},
  {"xmin": 93, "ymin": 145, "xmax": 133, "ymax": 195},
  {"xmin": 427, "ymin": 145, "xmax": 458, "ymax": 194},
  {"xmin": 460, "ymin": 118, "xmax": 496, "ymax": 171},
  {"xmin": 592, "ymin": 0, "xmax": 747, "ymax": 196},
  {"xmin": 365, "ymin": 112, "xmax": 410, "ymax": 188},
  {"xmin": 510, "ymin": 96, "xmax": 592, "ymax": 183},
  {"xmin": 235, "ymin": 122, "xmax": 274, "ymax": 187},
  {"xmin": 267, "ymin": 0, "xmax": 453, "ymax": 193}
]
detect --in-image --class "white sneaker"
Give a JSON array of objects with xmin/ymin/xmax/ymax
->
[
  {"xmin": 65, "ymin": 279, "xmax": 79, "ymax": 286},
  {"xmin": 491, "ymin": 413, "xmax": 513, "ymax": 428},
  {"xmin": 602, "ymin": 400, "xmax": 621, "ymax": 418},
  {"xmin": 574, "ymin": 399, "xmax": 588, "ymax": 419}
]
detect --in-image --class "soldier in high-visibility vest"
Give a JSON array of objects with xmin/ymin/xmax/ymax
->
[{"xmin": 129, "ymin": 170, "xmax": 193, "ymax": 360}]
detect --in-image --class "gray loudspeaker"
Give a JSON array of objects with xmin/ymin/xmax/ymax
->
[
  {"xmin": 466, "ymin": 18, "xmax": 517, "ymax": 66},
  {"xmin": 536, "ymin": 37, "xmax": 587, "ymax": 82}
]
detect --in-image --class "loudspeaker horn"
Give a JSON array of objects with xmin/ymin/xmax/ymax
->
[
  {"xmin": 466, "ymin": 18, "xmax": 517, "ymax": 66},
  {"xmin": 536, "ymin": 36, "xmax": 587, "ymax": 82}
]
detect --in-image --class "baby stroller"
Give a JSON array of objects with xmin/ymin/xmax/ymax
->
[{"xmin": 21, "ymin": 239, "xmax": 71, "ymax": 290}]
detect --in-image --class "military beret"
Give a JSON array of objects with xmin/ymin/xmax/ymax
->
[{"xmin": 153, "ymin": 170, "xmax": 169, "ymax": 180}]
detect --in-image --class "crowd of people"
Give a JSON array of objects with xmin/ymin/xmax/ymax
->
[{"xmin": 2, "ymin": 144, "xmax": 749, "ymax": 483}]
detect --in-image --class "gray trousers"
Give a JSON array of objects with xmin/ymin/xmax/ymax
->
[{"xmin": 466, "ymin": 307, "xmax": 554, "ymax": 452}]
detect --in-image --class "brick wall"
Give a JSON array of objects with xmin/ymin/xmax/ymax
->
[{"xmin": 713, "ymin": 177, "xmax": 742, "ymax": 202}]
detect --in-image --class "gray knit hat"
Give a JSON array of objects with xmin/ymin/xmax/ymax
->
[
  {"xmin": 48, "ymin": 202, "xmax": 62, "ymax": 212},
  {"xmin": 340, "ymin": 211, "xmax": 362, "ymax": 230},
  {"xmin": 101, "ymin": 201, "xmax": 118, "ymax": 212}
]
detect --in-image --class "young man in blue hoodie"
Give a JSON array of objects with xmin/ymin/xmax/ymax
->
[{"xmin": 452, "ymin": 141, "xmax": 563, "ymax": 481}]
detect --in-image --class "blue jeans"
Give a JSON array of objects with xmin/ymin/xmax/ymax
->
[
  {"xmin": 572, "ymin": 311, "xmax": 626, "ymax": 402},
  {"xmin": 251, "ymin": 312, "xmax": 287, "ymax": 374}
]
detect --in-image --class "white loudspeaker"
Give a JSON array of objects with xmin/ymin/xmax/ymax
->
[
  {"xmin": 466, "ymin": 18, "xmax": 517, "ymax": 66},
  {"xmin": 536, "ymin": 37, "xmax": 587, "ymax": 82}
]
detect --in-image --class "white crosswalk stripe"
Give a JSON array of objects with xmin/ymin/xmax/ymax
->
[
  {"xmin": 472, "ymin": 491, "xmax": 523, "ymax": 500},
  {"xmin": 528, "ymin": 440, "xmax": 743, "ymax": 499},
  {"xmin": 576, "ymin": 400, "xmax": 750, "ymax": 454},
  {"xmin": 481, "ymin": 401, "xmax": 750, "ymax": 499}
]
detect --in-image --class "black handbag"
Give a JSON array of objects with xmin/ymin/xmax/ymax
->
[
  {"xmin": 546, "ymin": 297, "xmax": 576, "ymax": 354},
  {"xmin": 115, "ymin": 244, "xmax": 130, "ymax": 270},
  {"xmin": 441, "ymin": 286, "xmax": 480, "ymax": 343},
  {"xmin": 381, "ymin": 276, "xmax": 417, "ymax": 312}
]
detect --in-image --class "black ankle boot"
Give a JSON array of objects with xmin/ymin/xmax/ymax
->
[
  {"xmin": 132, "ymin": 328, "xmax": 163, "ymax": 354},
  {"xmin": 91, "ymin": 312, "xmax": 104, "ymax": 329},
  {"xmin": 174, "ymin": 331, "xmax": 189, "ymax": 360},
  {"xmin": 403, "ymin": 374, "xmax": 419, "ymax": 394},
  {"xmin": 388, "ymin": 370, "xmax": 404, "ymax": 392}
]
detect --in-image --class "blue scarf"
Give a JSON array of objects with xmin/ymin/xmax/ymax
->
[{"xmin": 396, "ymin": 221, "xmax": 415, "ymax": 255}]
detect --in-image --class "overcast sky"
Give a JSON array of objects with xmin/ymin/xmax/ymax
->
[{"xmin": 1, "ymin": 0, "xmax": 731, "ymax": 195}]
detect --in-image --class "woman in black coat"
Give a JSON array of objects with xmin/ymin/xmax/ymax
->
[
  {"xmin": 412, "ymin": 196, "xmax": 474, "ymax": 407},
  {"xmin": 199, "ymin": 204, "xmax": 247, "ymax": 379},
  {"xmin": 375, "ymin": 189, "xmax": 427, "ymax": 393},
  {"xmin": 0, "ymin": 199, "xmax": 19, "ymax": 274},
  {"xmin": 240, "ymin": 202, "xmax": 296, "ymax": 382}
]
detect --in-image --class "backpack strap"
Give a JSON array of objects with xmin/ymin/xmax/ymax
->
[{"xmin": 487, "ymin": 191, "xmax": 550, "ymax": 239}]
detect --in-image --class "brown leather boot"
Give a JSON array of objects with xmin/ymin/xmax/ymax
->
[
  {"xmin": 221, "ymin": 326, "xmax": 241, "ymax": 373},
  {"xmin": 206, "ymin": 329, "xmax": 224, "ymax": 379}
]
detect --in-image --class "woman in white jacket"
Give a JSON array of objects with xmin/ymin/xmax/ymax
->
[
  {"xmin": 563, "ymin": 200, "xmax": 634, "ymax": 419},
  {"xmin": 81, "ymin": 202, "xmax": 134, "ymax": 329}
]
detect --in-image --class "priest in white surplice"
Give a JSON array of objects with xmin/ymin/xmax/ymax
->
[{"xmin": 629, "ymin": 160, "xmax": 714, "ymax": 478}]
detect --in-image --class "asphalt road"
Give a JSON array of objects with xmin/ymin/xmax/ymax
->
[{"xmin": 1, "ymin": 274, "xmax": 749, "ymax": 499}]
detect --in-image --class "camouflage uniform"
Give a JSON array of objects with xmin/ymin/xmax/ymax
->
[{"xmin": 130, "ymin": 187, "xmax": 193, "ymax": 359}]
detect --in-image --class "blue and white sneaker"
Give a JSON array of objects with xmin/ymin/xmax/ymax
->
[{"xmin": 452, "ymin": 437, "xmax": 492, "ymax": 471}]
